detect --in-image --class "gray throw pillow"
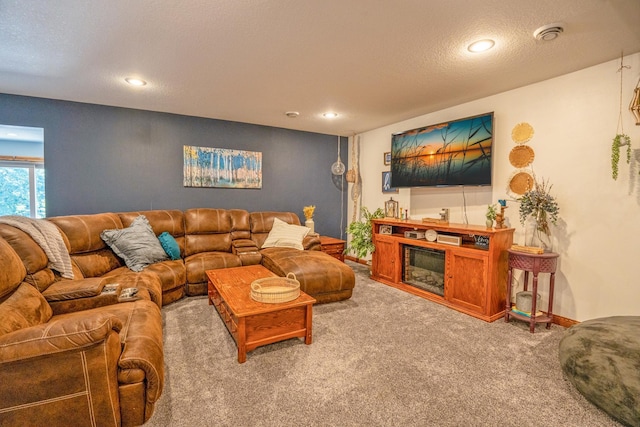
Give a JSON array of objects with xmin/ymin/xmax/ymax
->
[{"xmin": 100, "ymin": 215, "xmax": 168, "ymax": 272}]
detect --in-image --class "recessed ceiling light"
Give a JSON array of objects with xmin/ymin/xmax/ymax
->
[
  {"xmin": 125, "ymin": 77, "xmax": 147, "ymax": 86},
  {"xmin": 285, "ymin": 111, "xmax": 299, "ymax": 118},
  {"xmin": 467, "ymin": 39, "xmax": 495, "ymax": 53},
  {"xmin": 323, "ymin": 112, "xmax": 338, "ymax": 119}
]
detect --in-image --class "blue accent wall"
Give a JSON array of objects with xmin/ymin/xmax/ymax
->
[{"xmin": 0, "ymin": 93, "xmax": 349, "ymax": 238}]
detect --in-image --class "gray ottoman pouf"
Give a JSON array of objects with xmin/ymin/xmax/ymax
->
[{"xmin": 559, "ymin": 316, "xmax": 640, "ymax": 427}]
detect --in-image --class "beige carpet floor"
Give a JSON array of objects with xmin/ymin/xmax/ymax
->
[{"xmin": 147, "ymin": 261, "xmax": 620, "ymax": 427}]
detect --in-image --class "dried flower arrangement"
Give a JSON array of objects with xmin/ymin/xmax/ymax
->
[
  {"xmin": 518, "ymin": 177, "xmax": 559, "ymax": 236},
  {"xmin": 303, "ymin": 205, "xmax": 316, "ymax": 220}
]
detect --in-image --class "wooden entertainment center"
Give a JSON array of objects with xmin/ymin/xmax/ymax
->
[{"xmin": 371, "ymin": 218, "xmax": 514, "ymax": 322}]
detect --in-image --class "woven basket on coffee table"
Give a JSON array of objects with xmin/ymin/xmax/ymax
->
[{"xmin": 250, "ymin": 273, "xmax": 300, "ymax": 303}]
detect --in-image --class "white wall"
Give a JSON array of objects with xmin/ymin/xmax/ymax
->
[{"xmin": 348, "ymin": 53, "xmax": 640, "ymax": 322}]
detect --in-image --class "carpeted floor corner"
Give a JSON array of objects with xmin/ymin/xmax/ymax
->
[{"xmin": 147, "ymin": 261, "xmax": 621, "ymax": 427}]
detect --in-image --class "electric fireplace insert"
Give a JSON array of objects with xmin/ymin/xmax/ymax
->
[{"xmin": 403, "ymin": 245, "xmax": 445, "ymax": 296}]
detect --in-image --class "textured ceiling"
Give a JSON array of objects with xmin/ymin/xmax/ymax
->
[{"xmin": 1, "ymin": 0, "xmax": 639, "ymax": 136}]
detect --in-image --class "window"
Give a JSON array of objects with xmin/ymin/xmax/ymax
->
[
  {"xmin": 0, "ymin": 125, "xmax": 45, "ymax": 218},
  {"xmin": 0, "ymin": 160, "xmax": 45, "ymax": 218}
]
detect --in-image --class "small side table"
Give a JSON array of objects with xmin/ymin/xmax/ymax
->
[
  {"xmin": 319, "ymin": 236, "xmax": 346, "ymax": 262},
  {"xmin": 505, "ymin": 249, "xmax": 559, "ymax": 333}
]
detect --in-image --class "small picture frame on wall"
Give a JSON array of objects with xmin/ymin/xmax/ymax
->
[
  {"xmin": 382, "ymin": 171, "xmax": 398, "ymax": 193},
  {"xmin": 383, "ymin": 152, "xmax": 391, "ymax": 165},
  {"xmin": 379, "ymin": 225, "xmax": 393, "ymax": 235}
]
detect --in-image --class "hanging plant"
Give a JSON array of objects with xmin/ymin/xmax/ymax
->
[
  {"xmin": 611, "ymin": 133, "xmax": 631, "ymax": 180},
  {"xmin": 611, "ymin": 54, "xmax": 633, "ymax": 181}
]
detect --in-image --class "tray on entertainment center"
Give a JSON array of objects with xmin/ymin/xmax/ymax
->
[{"xmin": 421, "ymin": 218, "xmax": 449, "ymax": 225}]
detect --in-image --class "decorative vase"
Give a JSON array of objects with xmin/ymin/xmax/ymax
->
[
  {"xmin": 524, "ymin": 216, "xmax": 552, "ymax": 252},
  {"xmin": 486, "ymin": 218, "xmax": 493, "ymax": 228},
  {"xmin": 305, "ymin": 218, "xmax": 314, "ymax": 234}
]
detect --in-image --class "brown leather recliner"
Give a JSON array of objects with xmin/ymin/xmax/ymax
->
[
  {"xmin": 47, "ymin": 213, "xmax": 164, "ymax": 307},
  {"xmin": 183, "ymin": 208, "xmax": 247, "ymax": 296},
  {"xmin": 0, "ymin": 236, "xmax": 164, "ymax": 427},
  {"xmin": 118, "ymin": 210, "xmax": 187, "ymax": 305}
]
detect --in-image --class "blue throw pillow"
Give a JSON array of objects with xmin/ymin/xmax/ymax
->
[{"xmin": 158, "ymin": 231, "xmax": 181, "ymax": 260}]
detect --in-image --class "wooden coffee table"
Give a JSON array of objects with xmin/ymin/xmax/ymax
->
[{"xmin": 206, "ymin": 265, "xmax": 316, "ymax": 363}]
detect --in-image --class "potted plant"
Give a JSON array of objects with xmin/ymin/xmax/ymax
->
[
  {"xmin": 611, "ymin": 133, "xmax": 631, "ymax": 180},
  {"xmin": 518, "ymin": 177, "xmax": 559, "ymax": 251},
  {"xmin": 485, "ymin": 204, "xmax": 498, "ymax": 228},
  {"xmin": 345, "ymin": 206, "xmax": 384, "ymax": 260}
]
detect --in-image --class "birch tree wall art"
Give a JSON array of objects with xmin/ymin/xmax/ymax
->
[{"xmin": 183, "ymin": 146, "xmax": 262, "ymax": 189}]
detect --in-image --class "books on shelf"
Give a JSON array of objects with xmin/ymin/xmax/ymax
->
[
  {"xmin": 511, "ymin": 304, "xmax": 543, "ymax": 317},
  {"xmin": 510, "ymin": 244, "xmax": 544, "ymax": 254}
]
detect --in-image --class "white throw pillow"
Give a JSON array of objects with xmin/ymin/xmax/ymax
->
[{"xmin": 261, "ymin": 218, "xmax": 310, "ymax": 250}]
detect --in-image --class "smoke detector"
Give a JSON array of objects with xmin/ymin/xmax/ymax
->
[{"xmin": 533, "ymin": 23, "xmax": 564, "ymax": 41}]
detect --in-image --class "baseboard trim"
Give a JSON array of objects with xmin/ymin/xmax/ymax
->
[
  {"xmin": 345, "ymin": 255, "xmax": 369, "ymax": 265},
  {"xmin": 552, "ymin": 313, "xmax": 579, "ymax": 328},
  {"xmin": 344, "ymin": 255, "xmax": 579, "ymax": 327}
]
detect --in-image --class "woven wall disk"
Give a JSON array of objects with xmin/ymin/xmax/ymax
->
[
  {"xmin": 511, "ymin": 122, "xmax": 534, "ymax": 144},
  {"xmin": 509, "ymin": 171, "xmax": 534, "ymax": 195},
  {"xmin": 509, "ymin": 145, "xmax": 535, "ymax": 168}
]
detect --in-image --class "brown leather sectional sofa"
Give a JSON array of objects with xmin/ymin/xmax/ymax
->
[{"xmin": 0, "ymin": 208, "xmax": 355, "ymax": 426}]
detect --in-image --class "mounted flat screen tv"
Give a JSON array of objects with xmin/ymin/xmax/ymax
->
[{"xmin": 390, "ymin": 112, "xmax": 494, "ymax": 187}]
